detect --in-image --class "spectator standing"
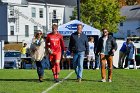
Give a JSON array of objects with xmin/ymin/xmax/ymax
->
[
  {"xmin": 69, "ymin": 24, "xmax": 89, "ymax": 82},
  {"xmin": 20, "ymin": 43, "xmax": 27, "ymax": 58},
  {"xmin": 46, "ymin": 24, "xmax": 65, "ymax": 83},
  {"xmin": 87, "ymin": 37, "xmax": 95, "ymax": 70},
  {"xmin": 125, "ymin": 40, "xmax": 137, "ymax": 69},
  {"xmin": 96, "ymin": 28, "xmax": 117, "ymax": 82},
  {"xmin": 118, "ymin": 39, "xmax": 131, "ymax": 68},
  {"xmin": 61, "ymin": 47, "xmax": 71, "ymax": 70},
  {"xmin": 30, "ymin": 30, "xmax": 46, "ymax": 82},
  {"xmin": 95, "ymin": 54, "xmax": 100, "ymax": 69}
]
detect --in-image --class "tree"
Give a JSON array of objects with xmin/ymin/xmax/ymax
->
[{"xmin": 70, "ymin": 0, "xmax": 125, "ymax": 32}]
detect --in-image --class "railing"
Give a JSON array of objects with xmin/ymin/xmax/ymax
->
[{"xmin": 0, "ymin": 35, "xmax": 34, "ymax": 43}]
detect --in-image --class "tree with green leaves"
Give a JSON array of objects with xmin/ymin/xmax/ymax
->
[{"xmin": 70, "ymin": 0, "xmax": 125, "ymax": 32}]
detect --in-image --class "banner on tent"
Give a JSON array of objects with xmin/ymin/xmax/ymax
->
[
  {"xmin": 58, "ymin": 20, "xmax": 101, "ymax": 36},
  {"xmin": 59, "ymin": 31, "xmax": 98, "ymax": 36}
]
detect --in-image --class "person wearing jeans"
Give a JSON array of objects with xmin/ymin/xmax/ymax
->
[
  {"xmin": 118, "ymin": 39, "xmax": 131, "ymax": 68},
  {"xmin": 30, "ymin": 30, "xmax": 45, "ymax": 82},
  {"xmin": 69, "ymin": 24, "xmax": 89, "ymax": 82},
  {"xmin": 125, "ymin": 40, "xmax": 137, "ymax": 69},
  {"xmin": 96, "ymin": 28, "xmax": 117, "ymax": 82},
  {"xmin": 72, "ymin": 51, "xmax": 85, "ymax": 79},
  {"xmin": 36, "ymin": 60, "xmax": 45, "ymax": 80},
  {"xmin": 95, "ymin": 54, "xmax": 100, "ymax": 69}
]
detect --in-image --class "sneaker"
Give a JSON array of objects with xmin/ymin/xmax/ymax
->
[
  {"xmin": 39, "ymin": 77, "xmax": 43, "ymax": 82},
  {"xmin": 101, "ymin": 79, "xmax": 106, "ymax": 82},
  {"xmin": 77, "ymin": 78, "xmax": 81, "ymax": 82},
  {"xmin": 96, "ymin": 68, "xmax": 99, "ymax": 70},
  {"xmin": 108, "ymin": 79, "xmax": 112, "ymax": 82},
  {"xmin": 39, "ymin": 79, "xmax": 43, "ymax": 82},
  {"xmin": 134, "ymin": 66, "xmax": 137, "ymax": 69},
  {"xmin": 134, "ymin": 67, "xmax": 137, "ymax": 69},
  {"xmin": 54, "ymin": 78, "xmax": 60, "ymax": 83},
  {"xmin": 124, "ymin": 67, "xmax": 129, "ymax": 69}
]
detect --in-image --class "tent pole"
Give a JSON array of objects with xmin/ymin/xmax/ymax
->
[{"xmin": 77, "ymin": 0, "xmax": 80, "ymax": 21}]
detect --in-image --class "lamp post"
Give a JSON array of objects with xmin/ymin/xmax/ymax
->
[{"xmin": 77, "ymin": 0, "xmax": 80, "ymax": 21}]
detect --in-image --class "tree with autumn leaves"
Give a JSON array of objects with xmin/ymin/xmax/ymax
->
[{"xmin": 71, "ymin": 0, "xmax": 125, "ymax": 33}]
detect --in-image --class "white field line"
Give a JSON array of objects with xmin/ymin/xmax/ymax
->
[{"xmin": 42, "ymin": 71, "xmax": 74, "ymax": 93}]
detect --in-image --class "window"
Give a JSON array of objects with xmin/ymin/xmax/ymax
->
[
  {"xmin": 42, "ymin": 26, "xmax": 46, "ymax": 34},
  {"xmin": 10, "ymin": 11, "xmax": 14, "ymax": 16},
  {"xmin": 31, "ymin": 7, "xmax": 36, "ymax": 18},
  {"xmin": 39, "ymin": 8, "xmax": 43, "ymax": 18},
  {"xmin": 34, "ymin": 26, "xmax": 38, "ymax": 34},
  {"xmin": 126, "ymin": 0, "xmax": 137, "ymax": 5},
  {"xmin": 25, "ymin": 25, "xmax": 29, "ymax": 37},
  {"xmin": 9, "ymin": 6, "xmax": 14, "ymax": 16},
  {"xmin": 10, "ymin": 26, "xmax": 14, "ymax": 35},
  {"xmin": 53, "ymin": 10, "xmax": 56, "ymax": 19},
  {"xmin": 120, "ymin": 22, "xmax": 123, "ymax": 26}
]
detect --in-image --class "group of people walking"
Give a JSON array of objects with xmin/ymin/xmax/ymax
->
[
  {"xmin": 28, "ymin": 23, "xmax": 136, "ymax": 83},
  {"xmin": 30, "ymin": 24, "xmax": 65, "ymax": 82}
]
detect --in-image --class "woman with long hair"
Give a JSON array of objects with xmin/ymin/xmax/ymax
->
[{"xmin": 30, "ymin": 30, "xmax": 45, "ymax": 82}]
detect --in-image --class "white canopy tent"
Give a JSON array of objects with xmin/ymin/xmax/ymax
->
[
  {"xmin": 58, "ymin": 20, "xmax": 101, "ymax": 48},
  {"xmin": 58, "ymin": 20, "xmax": 101, "ymax": 37}
]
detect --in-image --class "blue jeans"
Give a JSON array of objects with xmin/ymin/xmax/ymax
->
[
  {"xmin": 36, "ymin": 59, "xmax": 45, "ymax": 77},
  {"xmin": 41, "ymin": 56, "xmax": 50, "ymax": 69},
  {"xmin": 72, "ymin": 51, "xmax": 85, "ymax": 79},
  {"xmin": 95, "ymin": 54, "xmax": 100, "ymax": 68}
]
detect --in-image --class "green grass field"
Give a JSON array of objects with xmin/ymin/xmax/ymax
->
[{"xmin": 0, "ymin": 69, "xmax": 140, "ymax": 93}]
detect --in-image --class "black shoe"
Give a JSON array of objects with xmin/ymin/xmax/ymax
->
[
  {"xmin": 39, "ymin": 77, "xmax": 43, "ymax": 82},
  {"xmin": 54, "ymin": 78, "xmax": 59, "ymax": 83},
  {"xmin": 39, "ymin": 79, "xmax": 43, "ymax": 82}
]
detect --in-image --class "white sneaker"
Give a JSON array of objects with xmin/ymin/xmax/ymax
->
[
  {"xmin": 124, "ymin": 67, "xmax": 129, "ymax": 69},
  {"xmin": 134, "ymin": 67, "xmax": 137, "ymax": 69},
  {"xmin": 96, "ymin": 68, "xmax": 99, "ymax": 70},
  {"xmin": 101, "ymin": 79, "xmax": 106, "ymax": 82},
  {"xmin": 108, "ymin": 79, "xmax": 112, "ymax": 82}
]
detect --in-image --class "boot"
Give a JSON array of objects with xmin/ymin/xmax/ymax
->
[{"xmin": 39, "ymin": 76, "xmax": 43, "ymax": 82}]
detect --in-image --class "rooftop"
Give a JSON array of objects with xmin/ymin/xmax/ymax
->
[
  {"xmin": 121, "ymin": 5, "xmax": 140, "ymax": 19},
  {"xmin": 27, "ymin": 0, "xmax": 77, "ymax": 6}
]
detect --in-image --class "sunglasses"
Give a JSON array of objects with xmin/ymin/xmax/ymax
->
[
  {"xmin": 103, "ymin": 30, "xmax": 108, "ymax": 33},
  {"xmin": 37, "ymin": 33, "xmax": 42, "ymax": 35}
]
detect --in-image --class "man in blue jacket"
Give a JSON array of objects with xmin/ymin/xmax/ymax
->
[{"xmin": 69, "ymin": 24, "xmax": 89, "ymax": 82}]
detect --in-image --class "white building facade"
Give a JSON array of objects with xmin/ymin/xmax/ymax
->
[
  {"xmin": 114, "ymin": 5, "xmax": 140, "ymax": 39},
  {"xmin": 0, "ymin": 0, "xmax": 76, "ymax": 43}
]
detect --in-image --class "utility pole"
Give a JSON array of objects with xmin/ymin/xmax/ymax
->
[{"xmin": 77, "ymin": 0, "xmax": 80, "ymax": 21}]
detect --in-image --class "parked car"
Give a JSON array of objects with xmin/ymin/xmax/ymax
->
[{"xmin": 4, "ymin": 51, "xmax": 21, "ymax": 69}]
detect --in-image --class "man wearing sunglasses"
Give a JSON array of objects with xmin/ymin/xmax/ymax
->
[{"xmin": 96, "ymin": 28, "xmax": 117, "ymax": 82}]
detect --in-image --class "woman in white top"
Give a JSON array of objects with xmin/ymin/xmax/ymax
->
[{"xmin": 87, "ymin": 37, "xmax": 95, "ymax": 69}]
